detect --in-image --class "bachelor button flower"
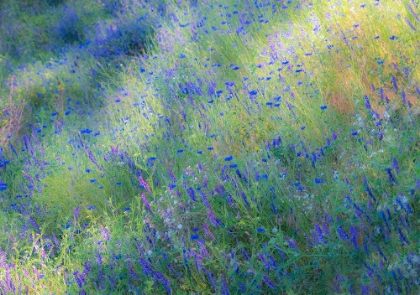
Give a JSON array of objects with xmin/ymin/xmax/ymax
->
[
  {"xmin": 225, "ymin": 156, "xmax": 233, "ymax": 161},
  {"xmin": 249, "ymin": 90, "xmax": 258, "ymax": 96},
  {"xmin": 0, "ymin": 180, "xmax": 7, "ymax": 191}
]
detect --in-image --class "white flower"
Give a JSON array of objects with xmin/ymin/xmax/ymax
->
[
  {"xmin": 272, "ymin": 227, "xmax": 278, "ymax": 233},
  {"xmin": 177, "ymin": 224, "xmax": 183, "ymax": 229}
]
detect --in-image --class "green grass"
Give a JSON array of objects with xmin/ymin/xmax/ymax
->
[{"xmin": 0, "ymin": 0, "xmax": 419, "ymax": 294}]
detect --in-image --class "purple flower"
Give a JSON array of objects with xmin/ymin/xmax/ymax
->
[
  {"xmin": 141, "ymin": 193, "xmax": 153, "ymax": 214},
  {"xmin": 392, "ymin": 76, "xmax": 398, "ymax": 91},
  {"xmin": 386, "ymin": 168, "xmax": 398, "ymax": 185},
  {"xmin": 110, "ymin": 145, "xmax": 119, "ymax": 155},
  {"xmin": 73, "ymin": 271, "xmax": 86, "ymax": 288},
  {"xmin": 241, "ymin": 192, "xmax": 250, "ymax": 208},
  {"xmin": 203, "ymin": 223, "xmax": 215, "ymax": 241},
  {"xmin": 28, "ymin": 217, "xmax": 40, "ymax": 234},
  {"xmin": 187, "ymin": 187, "xmax": 196, "ymax": 201},
  {"xmin": 397, "ymin": 227, "xmax": 410, "ymax": 245},
  {"xmin": 96, "ymin": 251, "xmax": 102, "ymax": 266},
  {"xmin": 139, "ymin": 175, "xmax": 152, "ymax": 195},
  {"xmin": 200, "ymin": 191, "xmax": 210, "ymax": 208},
  {"xmin": 74, "ymin": 206, "xmax": 80, "ymax": 221},
  {"xmin": 407, "ymin": 4, "xmax": 420, "ymax": 21},
  {"xmin": 401, "ymin": 89, "xmax": 407, "ymax": 104},
  {"xmin": 363, "ymin": 176, "xmax": 377, "ymax": 202},
  {"xmin": 100, "ymin": 226, "xmax": 110, "ymax": 241},
  {"xmin": 153, "ymin": 272, "xmax": 171, "ymax": 294},
  {"xmin": 364, "ymin": 95, "xmax": 371, "ymax": 110},
  {"xmin": 219, "ymin": 274, "xmax": 230, "ymax": 295},
  {"xmin": 315, "ymin": 223, "xmax": 326, "ymax": 244},
  {"xmin": 405, "ymin": 18, "xmax": 417, "ymax": 31},
  {"xmin": 208, "ymin": 209, "xmax": 219, "ymax": 226},
  {"xmin": 337, "ymin": 226, "xmax": 349, "ymax": 241},
  {"xmin": 263, "ymin": 276, "xmax": 276, "ymax": 289},
  {"xmin": 168, "ymin": 169, "xmax": 177, "ymax": 182},
  {"xmin": 87, "ymin": 149, "xmax": 102, "ymax": 170},
  {"xmin": 349, "ymin": 226, "xmax": 359, "ymax": 249},
  {"xmin": 286, "ymin": 237, "xmax": 298, "ymax": 249},
  {"xmin": 393, "ymin": 158, "xmax": 400, "ymax": 174}
]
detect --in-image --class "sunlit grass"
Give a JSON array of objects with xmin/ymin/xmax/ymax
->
[{"xmin": 0, "ymin": 0, "xmax": 419, "ymax": 294}]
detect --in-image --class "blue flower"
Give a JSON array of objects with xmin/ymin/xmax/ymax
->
[
  {"xmin": 320, "ymin": 105, "xmax": 328, "ymax": 110},
  {"xmin": 257, "ymin": 227, "xmax": 266, "ymax": 232},
  {"xmin": 80, "ymin": 128, "xmax": 92, "ymax": 134},
  {"xmin": 314, "ymin": 178, "xmax": 326, "ymax": 184},
  {"xmin": 225, "ymin": 156, "xmax": 233, "ymax": 161},
  {"xmin": 0, "ymin": 183, "xmax": 7, "ymax": 191}
]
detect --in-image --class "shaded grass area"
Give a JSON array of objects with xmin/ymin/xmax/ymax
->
[{"xmin": 0, "ymin": 0, "xmax": 420, "ymax": 294}]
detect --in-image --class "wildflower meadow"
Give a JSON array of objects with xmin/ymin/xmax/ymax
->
[{"xmin": 0, "ymin": 0, "xmax": 419, "ymax": 294}]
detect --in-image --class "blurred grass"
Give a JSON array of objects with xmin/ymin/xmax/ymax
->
[{"xmin": 0, "ymin": 0, "xmax": 419, "ymax": 294}]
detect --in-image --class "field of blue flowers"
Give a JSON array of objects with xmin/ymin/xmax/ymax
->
[{"xmin": 0, "ymin": 0, "xmax": 419, "ymax": 294}]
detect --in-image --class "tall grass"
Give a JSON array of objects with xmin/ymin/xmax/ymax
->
[{"xmin": 0, "ymin": 0, "xmax": 419, "ymax": 294}]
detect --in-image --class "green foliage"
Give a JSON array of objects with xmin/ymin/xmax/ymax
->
[{"xmin": 0, "ymin": 0, "xmax": 419, "ymax": 294}]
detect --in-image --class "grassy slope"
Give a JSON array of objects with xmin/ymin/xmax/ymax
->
[{"xmin": 0, "ymin": 0, "xmax": 419, "ymax": 294}]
